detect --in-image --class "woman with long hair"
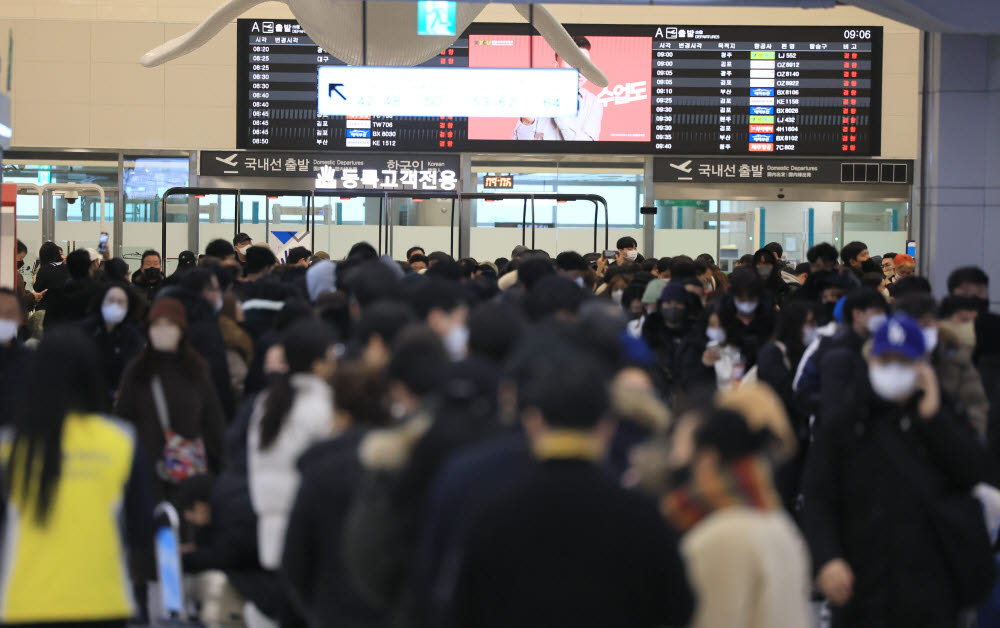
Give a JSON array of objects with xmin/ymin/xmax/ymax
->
[
  {"xmin": 0, "ymin": 328, "xmax": 152, "ymax": 627},
  {"xmin": 31, "ymin": 241, "xmax": 68, "ymax": 311},
  {"xmin": 757, "ymin": 299, "xmax": 818, "ymax": 514},
  {"xmin": 248, "ymin": 319, "xmax": 336, "ymax": 572}
]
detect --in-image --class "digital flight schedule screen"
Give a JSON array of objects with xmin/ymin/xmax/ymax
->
[{"xmin": 237, "ymin": 21, "xmax": 882, "ymax": 156}]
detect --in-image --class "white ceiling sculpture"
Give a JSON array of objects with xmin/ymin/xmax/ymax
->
[{"xmin": 140, "ymin": 0, "xmax": 609, "ymax": 87}]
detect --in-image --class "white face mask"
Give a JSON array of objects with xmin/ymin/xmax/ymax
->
[
  {"xmin": 443, "ymin": 324, "xmax": 469, "ymax": 361},
  {"xmin": 625, "ymin": 249, "xmax": 639, "ymax": 262},
  {"xmin": 149, "ymin": 324, "xmax": 182, "ymax": 353},
  {"xmin": 101, "ymin": 303, "xmax": 128, "ymax": 326},
  {"xmin": 802, "ymin": 326, "xmax": 819, "ymax": 347},
  {"xmin": 0, "ymin": 319, "xmax": 18, "ymax": 343},
  {"xmin": 706, "ymin": 327, "xmax": 726, "ymax": 344},
  {"xmin": 574, "ymin": 276, "xmax": 585, "ymax": 288},
  {"xmin": 734, "ymin": 300, "xmax": 759, "ymax": 315},
  {"xmin": 237, "ymin": 244, "xmax": 250, "ymax": 256},
  {"xmin": 868, "ymin": 362, "xmax": 919, "ymax": 402},
  {"xmin": 611, "ymin": 289, "xmax": 624, "ymax": 305},
  {"xmin": 866, "ymin": 312, "xmax": 888, "ymax": 335},
  {"xmin": 922, "ymin": 327, "xmax": 939, "ymax": 354}
]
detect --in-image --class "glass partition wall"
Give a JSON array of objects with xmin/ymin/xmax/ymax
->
[
  {"xmin": 469, "ymin": 165, "xmax": 645, "ymax": 262},
  {"xmin": 653, "ymin": 197, "xmax": 910, "ymax": 269}
]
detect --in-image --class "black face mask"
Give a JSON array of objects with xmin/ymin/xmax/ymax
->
[
  {"xmin": 972, "ymin": 297, "xmax": 991, "ymax": 313},
  {"xmin": 143, "ymin": 267, "xmax": 162, "ymax": 282},
  {"xmin": 16, "ymin": 260, "xmax": 23, "ymax": 270},
  {"xmin": 662, "ymin": 307, "xmax": 686, "ymax": 326}
]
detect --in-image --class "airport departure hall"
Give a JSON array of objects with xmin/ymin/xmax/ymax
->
[{"xmin": 0, "ymin": 1, "xmax": 998, "ymax": 628}]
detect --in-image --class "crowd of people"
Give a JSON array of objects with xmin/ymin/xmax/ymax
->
[{"xmin": 1, "ymin": 231, "xmax": 1000, "ymax": 628}]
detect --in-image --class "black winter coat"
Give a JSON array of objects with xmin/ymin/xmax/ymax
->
[
  {"xmin": 802, "ymin": 391, "xmax": 992, "ymax": 628},
  {"xmin": 79, "ymin": 314, "xmax": 145, "ymax": 398},
  {"xmin": 44, "ymin": 277, "xmax": 101, "ymax": 327},
  {"xmin": 172, "ymin": 290, "xmax": 235, "ymax": 421},
  {"xmin": 282, "ymin": 428, "xmax": 388, "ymax": 628},
  {"xmin": 757, "ymin": 340, "xmax": 809, "ymax": 514},
  {"xmin": 31, "ymin": 263, "xmax": 69, "ymax": 311},
  {"xmin": 454, "ymin": 458, "xmax": 694, "ymax": 628},
  {"xmin": 641, "ymin": 314, "xmax": 706, "ymax": 401}
]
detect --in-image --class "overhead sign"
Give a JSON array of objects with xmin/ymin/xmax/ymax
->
[
  {"xmin": 653, "ymin": 157, "xmax": 913, "ymax": 184},
  {"xmin": 483, "ymin": 174, "xmax": 515, "ymax": 189},
  {"xmin": 317, "ymin": 66, "xmax": 579, "ymax": 118},
  {"xmin": 200, "ymin": 151, "xmax": 461, "ymax": 191},
  {"xmin": 417, "ymin": 1, "xmax": 457, "ymax": 36}
]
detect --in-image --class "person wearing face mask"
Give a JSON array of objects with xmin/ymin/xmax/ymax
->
[
  {"xmin": 715, "ymin": 268, "xmax": 776, "ymax": 375},
  {"xmin": 794, "ymin": 289, "xmax": 888, "ymax": 430},
  {"xmin": 413, "ymin": 278, "xmax": 470, "ymax": 362},
  {"xmin": 176, "ymin": 267, "xmax": 236, "ymax": 421},
  {"xmin": 802, "ymin": 313, "xmax": 993, "ymax": 628},
  {"xmin": 694, "ymin": 307, "xmax": 747, "ymax": 393},
  {"xmin": 642, "ymin": 282, "xmax": 704, "ymax": 402},
  {"xmin": 116, "ymin": 298, "xmax": 224, "ymax": 618},
  {"xmin": 947, "ymin": 266, "xmax": 1000, "ymax": 365},
  {"xmin": 626, "ymin": 278, "xmax": 667, "ymax": 339},
  {"xmin": 79, "ymin": 282, "xmax": 145, "ymax": 401},
  {"xmin": 115, "ymin": 297, "xmax": 225, "ymax": 496},
  {"xmin": 615, "ymin": 236, "xmax": 642, "ymax": 266},
  {"xmin": 234, "ymin": 233, "xmax": 254, "ymax": 270},
  {"xmin": 753, "ymin": 248, "xmax": 791, "ymax": 303},
  {"xmin": 895, "ymin": 293, "xmax": 989, "ymax": 441},
  {"xmin": 131, "ymin": 249, "xmax": 164, "ymax": 302}
]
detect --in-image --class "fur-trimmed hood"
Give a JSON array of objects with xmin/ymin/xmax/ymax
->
[{"xmin": 358, "ymin": 413, "xmax": 432, "ymax": 472}]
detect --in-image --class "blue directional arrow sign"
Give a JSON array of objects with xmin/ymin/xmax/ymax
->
[{"xmin": 417, "ymin": 1, "xmax": 456, "ymax": 36}]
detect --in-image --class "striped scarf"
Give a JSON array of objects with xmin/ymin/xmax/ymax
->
[{"xmin": 662, "ymin": 455, "xmax": 780, "ymax": 532}]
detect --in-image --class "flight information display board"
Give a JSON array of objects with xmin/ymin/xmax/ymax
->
[{"xmin": 237, "ymin": 21, "xmax": 882, "ymax": 156}]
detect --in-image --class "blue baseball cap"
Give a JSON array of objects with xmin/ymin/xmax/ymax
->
[{"xmin": 871, "ymin": 313, "xmax": 925, "ymax": 360}]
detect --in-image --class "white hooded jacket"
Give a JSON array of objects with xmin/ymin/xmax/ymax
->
[{"xmin": 248, "ymin": 373, "xmax": 334, "ymax": 569}]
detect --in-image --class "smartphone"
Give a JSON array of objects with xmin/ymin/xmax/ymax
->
[
  {"xmin": 603, "ymin": 250, "xmax": 617, "ymax": 260},
  {"xmin": 97, "ymin": 232, "xmax": 109, "ymax": 254}
]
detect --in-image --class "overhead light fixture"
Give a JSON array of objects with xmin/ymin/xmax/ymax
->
[{"xmin": 318, "ymin": 66, "xmax": 579, "ymax": 118}]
